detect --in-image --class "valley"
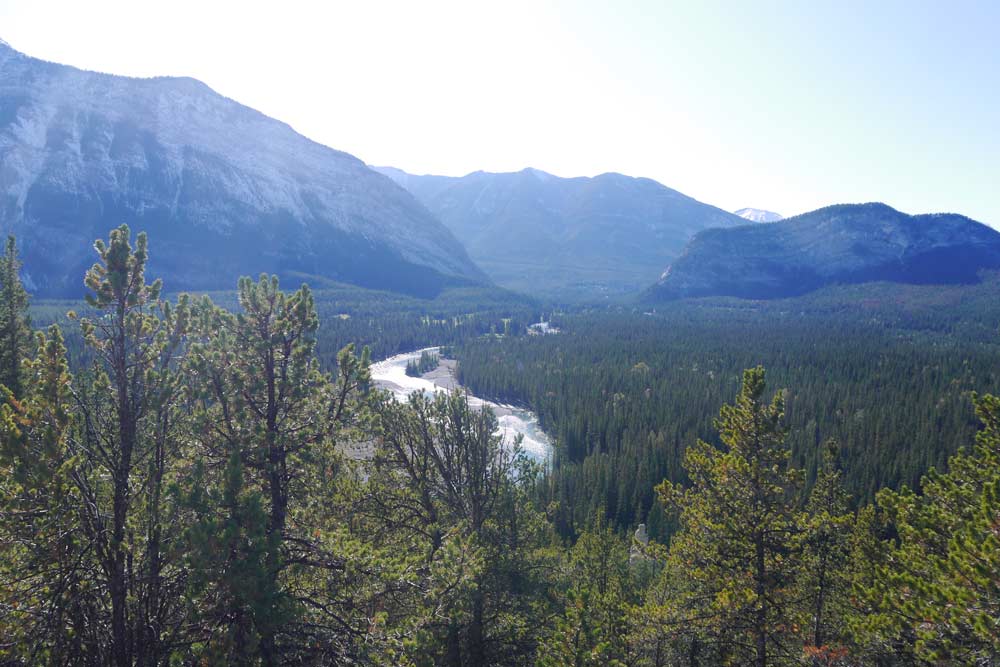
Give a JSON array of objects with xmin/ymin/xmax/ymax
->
[{"xmin": 2, "ymin": 21, "xmax": 999, "ymax": 666}]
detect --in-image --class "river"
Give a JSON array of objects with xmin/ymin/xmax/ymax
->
[{"xmin": 370, "ymin": 347, "xmax": 552, "ymax": 461}]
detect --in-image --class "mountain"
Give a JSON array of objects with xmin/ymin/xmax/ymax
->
[
  {"xmin": 0, "ymin": 41, "xmax": 485, "ymax": 297},
  {"xmin": 374, "ymin": 166, "xmax": 744, "ymax": 299},
  {"xmin": 734, "ymin": 207, "xmax": 783, "ymax": 222},
  {"xmin": 650, "ymin": 203, "xmax": 1000, "ymax": 300}
]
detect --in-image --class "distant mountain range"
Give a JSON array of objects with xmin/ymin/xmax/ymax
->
[
  {"xmin": 0, "ymin": 41, "xmax": 485, "ymax": 297},
  {"xmin": 650, "ymin": 203, "xmax": 1000, "ymax": 300},
  {"xmin": 374, "ymin": 166, "xmax": 743, "ymax": 298},
  {"xmin": 734, "ymin": 208, "xmax": 783, "ymax": 222},
  {"xmin": 1, "ymin": 41, "xmax": 994, "ymax": 305}
]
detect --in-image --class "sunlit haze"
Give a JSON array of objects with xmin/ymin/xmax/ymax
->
[{"xmin": 2, "ymin": 0, "xmax": 997, "ymax": 223}]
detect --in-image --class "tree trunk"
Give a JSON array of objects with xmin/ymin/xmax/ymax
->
[
  {"xmin": 140, "ymin": 426, "xmax": 166, "ymax": 667},
  {"xmin": 688, "ymin": 635, "xmax": 700, "ymax": 667},
  {"xmin": 446, "ymin": 620, "xmax": 462, "ymax": 667},
  {"xmin": 469, "ymin": 588, "xmax": 485, "ymax": 666},
  {"xmin": 111, "ymin": 322, "xmax": 135, "ymax": 667},
  {"xmin": 261, "ymin": 351, "xmax": 284, "ymax": 667},
  {"xmin": 813, "ymin": 551, "xmax": 828, "ymax": 650},
  {"xmin": 755, "ymin": 533, "xmax": 767, "ymax": 667}
]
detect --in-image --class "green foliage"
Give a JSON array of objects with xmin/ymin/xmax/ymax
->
[
  {"xmin": 842, "ymin": 505, "xmax": 902, "ymax": 665},
  {"xmin": 74, "ymin": 224, "xmax": 192, "ymax": 667},
  {"xmin": 874, "ymin": 390, "xmax": 1000, "ymax": 663},
  {"xmin": 359, "ymin": 390, "xmax": 557, "ymax": 666},
  {"xmin": 536, "ymin": 514, "xmax": 638, "ymax": 667},
  {"xmin": 453, "ymin": 305, "xmax": 1000, "ymax": 537},
  {"xmin": 9, "ymin": 228, "xmax": 1000, "ymax": 666},
  {"xmin": 182, "ymin": 274, "xmax": 372, "ymax": 663},
  {"xmin": 183, "ymin": 453, "xmax": 284, "ymax": 664},
  {"xmin": 0, "ymin": 326, "xmax": 85, "ymax": 664},
  {"xmin": 0, "ymin": 236, "xmax": 31, "ymax": 399},
  {"xmin": 179, "ymin": 282, "xmax": 542, "ymax": 369},
  {"xmin": 652, "ymin": 368, "xmax": 803, "ymax": 666},
  {"xmin": 406, "ymin": 349, "xmax": 441, "ymax": 377},
  {"xmin": 797, "ymin": 441, "xmax": 856, "ymax": 658}
]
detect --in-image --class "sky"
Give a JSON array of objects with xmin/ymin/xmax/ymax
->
[{"xmin": 1, "ymin": 0, "xmax": 997, "ymax": 223}]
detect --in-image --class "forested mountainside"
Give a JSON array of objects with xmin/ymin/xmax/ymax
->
[
  {"xmin": 375, "ymin": 166, "xmax": 743, "ymax": 299},
  {"xmin": 3, "ymin": 229, "xmax": 1000, "ymax": 664},
  {"xmin": 651, "ymin": 203, "xmax": 1000, "ymax": 300},
  {"xmin": 0, "ymin": 42, "xmax": 484, "ymax": 298}
]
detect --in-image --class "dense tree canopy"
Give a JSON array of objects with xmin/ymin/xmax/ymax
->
[
  {"xmin": 3, "ymin": 230, "xmax": 1000, "ymax": 665},
  {"xmin": 452, "ymin": 308, "xmax": 1000, "ymax": 539}
]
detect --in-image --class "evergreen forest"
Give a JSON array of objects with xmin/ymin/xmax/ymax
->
[{"xmin": 3, "ymin": 229, "xmax": 1000, "ymax": 666}]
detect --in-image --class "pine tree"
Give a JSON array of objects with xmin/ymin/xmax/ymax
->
[
  {"xmin": 366, "ymin": 390, "xmax": 553, "ymax": 666},
  {"xmin": 842, "ymin": 505, "xmax": 905, "ymax": 665},
  {"xmin": 798, "ymin": 441, "xmax": 854, "ymax": 663},
  {"xmin": 537, "ymin": 514, "xmax": 635, "ymax": 667},
  {"xmin": 0, "ymin": 326, "xmax": 86, "ymax": 663},
  {"xmin": 875, "ymin": 390, "xmax": 1000, "ymax": 663},
  {"xmin": 183, "ymin": 274, "xmax": 371, "ymax": 664},
  {"xmin": 0, "ymin": 236, "xmax": 31, "ymax": 399},
  {"xmin": 655, "ymin": 367, "xmax": 803, "ymax": 667},
  {"xmin": 76, "ymin": 225, "xmax": 191, "ymax": 667},
  {"xmin": 183, "ymin": 451, "xmax": 280, "ymax": 665}
]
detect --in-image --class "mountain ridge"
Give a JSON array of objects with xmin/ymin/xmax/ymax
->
[
  {"xmin": 0, "ymin": 40, "xmax": 486, "ymax": 297},
  {"xmin": 374, "ymin": 165, "xmax": 745, "ymax": 299},
  {"xmin": 650, "ymin": 202, "xmax": 1000, "ymax": 301}
]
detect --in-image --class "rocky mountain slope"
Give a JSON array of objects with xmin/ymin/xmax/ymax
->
[
  {"xmin": 734, "ymin": 207, "xmax": 783, "ymax": 222},
  {"xmin": 651, "ymin": 203, "xmax": 1000, "ymax": 300},
  {"xmin": 0, "ymin": 41, "xmax": 485, "ymax": 297},
  {"xmin": 375, "ymin": 166, "xmax": 743, "ymax": 299}
]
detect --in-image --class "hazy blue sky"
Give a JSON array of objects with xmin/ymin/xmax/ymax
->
[{"xmin": 1, "ymin": 0, "xmax": 997, "ymax": 223}]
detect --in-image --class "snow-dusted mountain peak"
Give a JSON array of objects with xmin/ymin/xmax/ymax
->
[{"xmin": 734, "ymin": 208, "xmax": 783, "ymax": 223}]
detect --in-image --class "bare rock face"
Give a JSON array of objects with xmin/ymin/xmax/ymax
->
[
  {"xmin": 651, "ymin": 203, "xmax": 1000, "ymax": 300},
  {"xmin": 0, "ymin": 41, "xmax": 485, "ymax": 297},
  {"xmin": 375, "ymin": 166, "xmax": 744, "ymax": 299}
]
